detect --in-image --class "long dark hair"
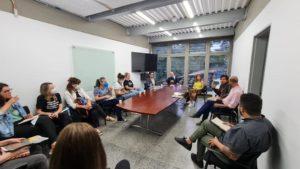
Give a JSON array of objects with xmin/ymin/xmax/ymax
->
[
  {"xmin": 195, "ymin": 74, "xmax": 202, "ymax": 82},
  {"xmin": 0, "ymin": 83, "xmax": 9, "ymax": 107},
  {"xmin": 50, "ymin": 123, "xmax": 107, "ymax": 169},
  {"xmin": 66, "ymin": 77, "xmax": 81, "ymax": 93},
  {"xmin": 117, "ymin": 73, "xmax": 125, "ymax": 80},
  {"xmin": 94, "ymin": 77, "xmax": 105, "ymax": 88}
]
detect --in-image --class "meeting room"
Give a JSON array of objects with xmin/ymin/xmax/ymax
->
[{"xmin": 0, "ymin": 0, "xmax": 299, "ymax": 169}]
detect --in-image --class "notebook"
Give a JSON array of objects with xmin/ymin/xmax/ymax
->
[
  {"xmin": 2, "ymin": 135, "xmax": 49, "ymax": 152},
  {"xmin": 211, "ymin": 117, "xmax": 232, "ymax": 132}
]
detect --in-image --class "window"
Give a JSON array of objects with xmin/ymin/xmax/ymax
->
[
  {"xmin": 156, "ymin": 57, "xmax": 167, "ymax": 84},
  {"xmin": 189, "ymin": 42, "xmax": 206, "ymax": 53},
  {"xmin": 188, "ymin": 56, "xmax": 205, "ymax": 86},
  {"xmin": 210, "ymin": 40, "xmax": 231, "ymax": 52},
  {"xmin": 151, "ymin": 39, "xmax": 232, "ymax": 85},
  {"xmin": 171, "ymin": 43, "xmax": 186, "ymax": 54},
  {"xmin": 171, "ymin": 57, "xmax": 185, "ymax": 79},
  {"xmin": 208, "ymin": 55, "xmax": 229, "ymax": 88},
  {"xmin": 153, "ymin": 45, "xmax": 168, "ymax": 55}
]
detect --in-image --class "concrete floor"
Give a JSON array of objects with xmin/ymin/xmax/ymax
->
[{"xmin": 101, "ymin": 99, "xmax": 217, "ymax": 169}]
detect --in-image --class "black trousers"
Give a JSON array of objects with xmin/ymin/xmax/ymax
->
[
  {"xmin": 70, "ymin": 104, "xmax": 103, "ymax": 128},
  {"xmin": 96, "ymin": 99, "xmax": 123, "ymax": 121},
  {"xmin": 51, "ymin": 112, "xmax": 72, "ymax": 132},
  {"xmin": 13, "ymin": 115, "xmax": 57, "ymax": 145}
]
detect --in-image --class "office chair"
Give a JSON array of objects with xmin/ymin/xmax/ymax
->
[{"xmin": 204, "ymin": 149, "xmax": 261, "ymax": 169}]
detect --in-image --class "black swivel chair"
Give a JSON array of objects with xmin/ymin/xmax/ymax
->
[
  {"xmin": 23, "ymin": 106, "xmax": 31, "ymax": 115},
  {"xmin": 204, "ymin": 150, "xmax": 261, "ymax": 169},
  {"xmin": 210, "ymin": 106, "xmax": 239, "ymax": 123}
]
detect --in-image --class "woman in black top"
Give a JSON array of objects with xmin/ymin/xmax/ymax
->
[{"xmin": 36, "ymin": 83, "xmax": 72, "ymax": 131}]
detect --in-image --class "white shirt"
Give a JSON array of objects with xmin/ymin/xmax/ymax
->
[
  {"xmin": 114, "ymin": 81, "xmax": 123, "ymax": 90},
  {"xmin": 64, "ymin": 88, "xmax": 91, "ymax": 109},
  {"xmin": 222, "ymin": 85, "xmax": 243, "ymax": 109},
  {"xmin": 151, "ymin": 78, "xmax": 155, "ymax": 86}
]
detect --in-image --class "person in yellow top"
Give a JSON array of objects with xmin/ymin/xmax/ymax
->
[{"xmin": 184, "ymin": 74, "xmax": 206, "ymax": 107}]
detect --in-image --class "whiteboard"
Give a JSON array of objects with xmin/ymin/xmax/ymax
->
[{"xmin": 72, "ymin": 46, "xmax": 115, "ymax": 91}]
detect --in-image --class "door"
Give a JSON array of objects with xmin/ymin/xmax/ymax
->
[{"xmin": 248, "ymin": 27, "xmax": 270, "ymax": 96}]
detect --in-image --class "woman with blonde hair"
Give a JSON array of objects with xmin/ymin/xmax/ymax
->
[
  {"xmin": 36, "ymin": 82, "xmax": 72, "ymax": 131},
  {"xmin": 184, "ymin": 74, "xmax": 205, "ymax": 107}
]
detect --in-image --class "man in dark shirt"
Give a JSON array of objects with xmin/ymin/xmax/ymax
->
[
  {"xmin": 166, "ymin": 72, "xmax": 179, "ymax": 86},
  {"xmin": 211, "ymin": 75, "xmax": 231, "ymax": 98},
  {"xmin": 175, "ymin": 93, "xmax": 274, "ymax": 168}
]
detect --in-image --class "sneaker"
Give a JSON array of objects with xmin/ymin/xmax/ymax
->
[
  {"xmin": 174, "ymin": 137, "xmax": 192, "ymax": 151},
  {"xmin": 191, "ymin": 153, "xmax": 204, "ymax": 168}
]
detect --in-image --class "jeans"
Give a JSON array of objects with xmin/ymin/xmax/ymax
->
[
  {"xmin": 97, "ymin": 99, "xmax": 124, "ymax": 121},
  {"xmin": 193, "ymin": 100, "xmax": 216, "ymax": 120},
  {"xmin": 189, "ymin": 120, "xmax": 230, "ymax": 164}
]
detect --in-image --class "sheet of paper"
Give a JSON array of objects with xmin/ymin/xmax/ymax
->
[
  {"xmin": 211, "ymin": 117, "xmax": 231, "ymax": 132},
  {"xmin": 18, "ymin": 115, "xmax": 39, "ymax": 125}
]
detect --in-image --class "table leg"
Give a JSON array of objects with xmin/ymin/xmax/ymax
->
[{"xmin": 131, "ymin": 114, "xmax": 163, "ymax": 136}]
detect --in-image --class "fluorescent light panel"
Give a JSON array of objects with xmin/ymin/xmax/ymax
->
[
  {"xmin": 195, "ymin": 26, "xmax": 201, "ymax": 33},
  {"xmin": 136, "ymin": 11, "xmax": 156, "ymax": 25},
  {"xmin": 164, "ymin": 31, "xmax": 172, "ymax": 36},
  {"xmin": 183, "ymin": 0, "xmax": 194, "ymax": 18}
]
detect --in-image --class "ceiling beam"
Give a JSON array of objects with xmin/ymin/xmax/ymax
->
[
  {"xmin": 128, "ymin": 9, "xmax": 245, "ymax": 36},
  {"xmin": 87, "ymin": 0, "xmax": 183, "ymax": 21},
  {"xmin": 149, "ymin": 28, "xmax": 235, "ymax": 43}
]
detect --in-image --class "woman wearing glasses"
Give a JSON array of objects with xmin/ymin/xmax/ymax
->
[{"xmin": 0, "ymin": 83, "xmax": 57, "ymax": 146}]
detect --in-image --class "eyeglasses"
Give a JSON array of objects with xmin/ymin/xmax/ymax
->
[{"xmin": 3, "ymin": 88, "xmax": 13, "ymax": 93}]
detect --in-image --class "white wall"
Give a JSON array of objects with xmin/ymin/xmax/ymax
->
[
  {"xmin": 231, "ymin": 0, "xmax": 300, "ymax": 168},
  {"xmin": 0, "ymin": 11, "xmax": 148, "ymax": 111}
]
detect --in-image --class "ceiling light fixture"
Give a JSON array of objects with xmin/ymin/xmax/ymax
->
[
  {"xmin": 159, "ymin": 27, "xmax": 165, "ymax": 31},
  {"xmin": 136, "ymin": 11, "xmax": 156, "ymax": 25},
  {"xmin": 164, "ymin": 31, "xmax": 172, "ymax": 36},
  {"xmin": 195, "ymin": 26, "xmax": 201, "ymax": 33},
  {"xmin": 183, "ymin": 0, "xmax": 194, "ymax": 18},
  {"xmin": 173, "ymin": 37, "xmax": 178, "ymax": 40}
]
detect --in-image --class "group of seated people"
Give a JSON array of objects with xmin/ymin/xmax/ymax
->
[
  {"xmin": 167, "ymin": 73, "xmax": 274, "ymax": 168},
  {"xmin": 0, "ymin": 72, "xmax": 143, "ymax": 169},
  {"xmin": 0, "ymin": 71, "xmax": 274, "ymax": 169}
]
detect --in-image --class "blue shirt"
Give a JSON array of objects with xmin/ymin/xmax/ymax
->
[
  {"xmin": 94, "ymin": 87, "xmax": 110, "ymax": 100},
  {"xmin": 0, "ymin": 102, "xmax": 27, "ymax": 138}
]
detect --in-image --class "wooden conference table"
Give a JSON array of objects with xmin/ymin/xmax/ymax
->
[{"xmin": 117, "ymin": 86, "xmax": 186, "ymax": 135}]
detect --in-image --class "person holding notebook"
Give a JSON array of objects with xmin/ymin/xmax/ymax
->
[
  {"xmin": 175, "ymin": 93, "xmax": 274, "ymax": 168},
  {"xmin": 0, "ymin": 83, "xmax": 57, "ymax": 146},
  {"xmin": 36, "ymin": 82, "xmax": 72, "ymax": 131},
  {"xmin": 0, "ymin": 138, "xmax": 48, "ymax": 169}
]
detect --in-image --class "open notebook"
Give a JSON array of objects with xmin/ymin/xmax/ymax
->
[
  {"xmin": 2, "ymin": 135, "xmax": 48, "ymax": 152},
  {"xmin": 211, "ymin": 117, "xmax": 232, "ymax": 132},
  {"xmin": 18, "ymin": 107, "xmax": 69, "ymax": 125}
]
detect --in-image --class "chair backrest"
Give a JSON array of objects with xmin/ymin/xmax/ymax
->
[
  {"xmin": 205, "ymin": 150, "xmax": 261, "ymax": 169},
  {"xmin": 231, "ymin": 153, "xmax": 261, "ymax": 169},
  {"xmin": 23, "ymin": 106, "xmax": 30, "ymax": 114}
]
